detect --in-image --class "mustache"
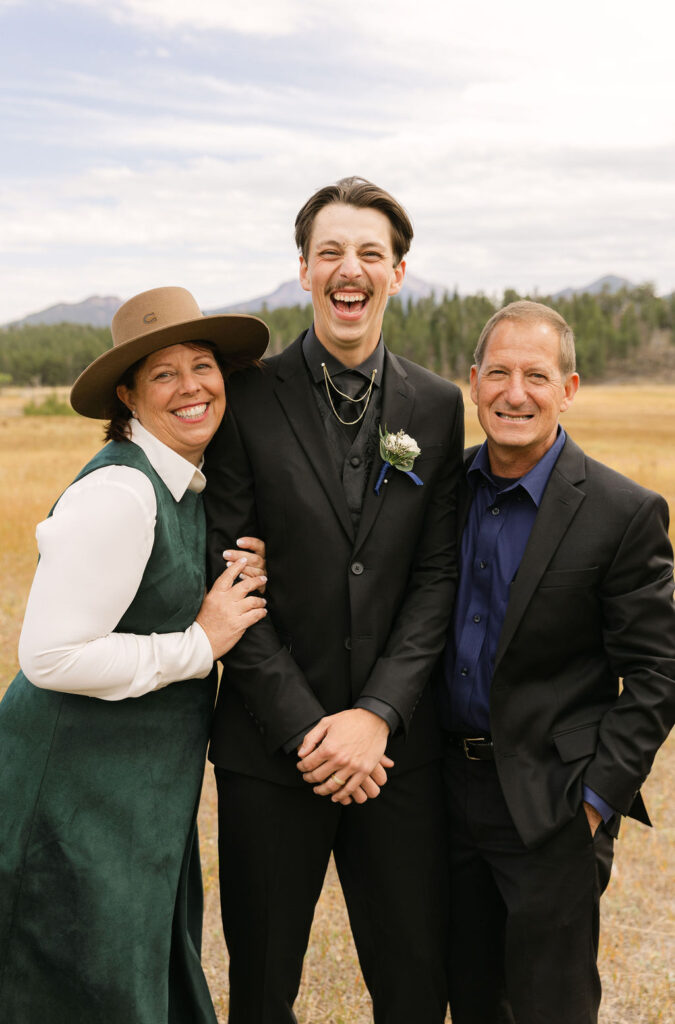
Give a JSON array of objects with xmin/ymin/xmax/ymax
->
[{"xmin": 325, "ymin": 280, "xmax": 373, "ymax": 296}]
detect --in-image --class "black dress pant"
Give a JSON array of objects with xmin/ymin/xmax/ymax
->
[
  {"xmin": 215, "ymin": 761, "xmax": 449, "ymax": 1024},
  {"xmin": 443, "ymin": 747, "xmax": 615, "ymax": 1024}
]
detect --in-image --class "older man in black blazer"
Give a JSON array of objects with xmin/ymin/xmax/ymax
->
[
  {"xmin": 440, "ymin": 299, "xmax": 675, "ymax": 1024},
  {"xmin": 204, "ymin": 177, "xmax": 464, "ymax": 1023}
]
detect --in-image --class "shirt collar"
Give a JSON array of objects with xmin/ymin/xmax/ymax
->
[
  {"xmin": 129, "ymin": 418, "xmax": 206, "ymax": 499},
  {"xmin": 302, "ymin": 324, "xmax": 384, "ymax": 387},
  {"xmin": 468, "ymin": 427, "xmax": 567, "ymax": 507}
]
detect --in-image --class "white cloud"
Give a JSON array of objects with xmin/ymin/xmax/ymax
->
[
  {"xmin": 2, "ymin": 120, "xmax": 673, "ymax": 324},
  {"xmin": 59, "ymin": 0, "xmax": 311, "ymax": 36},
  {"xmin": 47, "ymin": 0, "xmax": 675, "ymax": 155},
  {"xmin": 1, "ymin": 0, "xmax": 674, "ymax": 321}
]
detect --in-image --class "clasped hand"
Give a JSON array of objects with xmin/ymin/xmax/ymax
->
[
  {"xmin": 196, "ymin": 537, "xmax": 267, "ymax": 660},
  {"xmin": 296, "ymin": 708, "xmax": 394, "ymax": 805}
]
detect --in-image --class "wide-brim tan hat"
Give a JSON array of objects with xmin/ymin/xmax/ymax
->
[{"xmin": 70, "ymin": 286, "xmax": 269, "ymax": 419}]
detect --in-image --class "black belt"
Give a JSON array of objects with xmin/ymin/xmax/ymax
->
[{"xmin": 445, "ymin": 734, "xmax": 495, "ymax": 761}]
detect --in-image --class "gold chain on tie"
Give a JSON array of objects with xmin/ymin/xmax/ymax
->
[{"xmin": 321, "ymin": 362, "xmax": 377, "ymax": 426}]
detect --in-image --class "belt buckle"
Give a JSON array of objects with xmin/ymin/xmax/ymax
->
[{"xmin": 462, "ymin": 736, "xmax": 486, "ymax": 761}]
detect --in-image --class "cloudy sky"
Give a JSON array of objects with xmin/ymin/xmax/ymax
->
[{"xmin": 1, "ymin": 0, "xmax": 674, "ymax": 323}]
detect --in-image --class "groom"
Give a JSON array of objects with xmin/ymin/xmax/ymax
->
[{"xmin": 204, "ymin": 176, "xmax": 464, "ymax": 1023}]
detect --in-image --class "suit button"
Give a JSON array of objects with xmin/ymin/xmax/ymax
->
[
  {"xmin": 460, "ymin": 667, "xmax": 469, "ymax": 677},
  {"xmin": 473, "ymin": 614, "xmax": 481, "ymax": 623},
  {"xmin": 344, "ymin": 636, "xmax": 352, "ymax": 650},
  {"xmin": 351, "ymin": 562, "xmax": 364, "ymax": 575},
  {"xmin": 350, "ymin": 455, "xmax": 361, "ymax": 467},
  {"xmin": 491, "ymin": 506, "xmax": 501, "ymax": 517}
]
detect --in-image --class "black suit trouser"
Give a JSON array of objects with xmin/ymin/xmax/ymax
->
[
  {"xmin": 215, "ymin": 761, "xmax": 449, "ymax": 1024},
  {"xmin": 442, "ymin": 746, "xmax": 615, "ymax": 1024}
]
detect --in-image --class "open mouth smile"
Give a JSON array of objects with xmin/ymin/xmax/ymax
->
[
  {"xmin": 495, "ymin": 412, "xmax": 534, "ymax": 422},
  {"xmin": 172, "ymin": 403, "xmax": 209, "ymax": 422},
  {"xmin": 330, "ymin": 290, "xmax": 369, "ymax": 316}
]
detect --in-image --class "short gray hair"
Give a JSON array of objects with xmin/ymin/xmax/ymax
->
[{"xmin": 474, "ymin": 300, "xmax": 576, "ymax": 375}]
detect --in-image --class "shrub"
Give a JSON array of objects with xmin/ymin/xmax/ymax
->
[{"xmin": 23, "ymin": 393, "xmax": 75, "ymax": 416}]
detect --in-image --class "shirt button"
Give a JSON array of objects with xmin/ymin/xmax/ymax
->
[
  {"xmin": 350, "ymin": 455, "xmax": 361, "ymax": 467},
  {"xmin": 460, "ymin": 667, "xmax": 469, "ymax": 677},
  {"xmin": 473, "ymin": 614, "xmax": 481, "ymax": 623},
  {"xmin": 479, "ymin": 560, "xmax": 488, "ymax": 569},
  {"xmin": 351, "ymin": 562, "xmax": 364, "ymax": 576},
  {"xmin": 491, "ymin": 506, "xmax": 501, "ymax": 516}
]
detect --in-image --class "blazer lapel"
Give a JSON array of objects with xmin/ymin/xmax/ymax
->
[
  {"xmin": 354, "ymin": 350, "xmax": 415, "ymax": 552},
  {"xmin": 494, "ymin": 438, "xmax": 587, "ymax": 668},
  {"xmin": 273, "ymin": 337, "xmax": 355, "ymax": 541}
]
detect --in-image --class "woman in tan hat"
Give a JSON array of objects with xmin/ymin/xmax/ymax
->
[{"xmin": 0, "ymin": 287, "xmax": 270, "ymax": 1023}]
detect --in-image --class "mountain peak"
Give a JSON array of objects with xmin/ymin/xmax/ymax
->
[
  {"xmin": 5, "ymin": 274, "xmax": 650, "ymax": 329},
  {"xmin": 207, "ymin": 272, "xmax": 440, "ymax": 315},
  {"xmin": 551, "ymin": 275, "xmax": 634, "ymax": 302},
  {"xmin": 8, "ymin": 295, "xmax": 122, "ymax": 328}
]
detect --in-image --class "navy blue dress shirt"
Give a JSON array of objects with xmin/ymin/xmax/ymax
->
[
  {"xmin": 440, "ymin": 428, "xmax": 614, "ymax": 823},
  {"xmin": 442, "ymin": 428, "xmax": 566, "ymax": 734}
]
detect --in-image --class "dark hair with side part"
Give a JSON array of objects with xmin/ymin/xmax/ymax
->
[
  {"xmin": 103, "ymin": 341, "xmax": 260, "ymax": 443},
  {"xmin": 294, "ymin": 176, "xmax": 414, "ymax": 266},
  {"xmin": 474, "ymin": 300, "xmax": 577, "ymax": 376}
]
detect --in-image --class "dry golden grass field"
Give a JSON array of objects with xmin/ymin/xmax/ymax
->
[{"xmin": 1, "ymin": 383, "xmax": 673, "ymax": 1023}]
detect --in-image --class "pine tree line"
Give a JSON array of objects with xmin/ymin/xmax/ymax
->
[{"xmin": 1, "ymin": 285, "xmax": 673, "ymax": 386}]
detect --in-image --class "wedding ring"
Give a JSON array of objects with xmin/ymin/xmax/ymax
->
[{"xmin": 332, "ymin": 773, "xmax": 347, "ymax": 786}]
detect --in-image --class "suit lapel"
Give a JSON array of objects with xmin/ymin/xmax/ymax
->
[
  {"xmin": 494, "ymin": 438, "xmax": 587, "ymax": 668},
  {"xmin": 273, "ymin": 337, "xmax": 355, "ymax": 541},
  {"xmin": 354, "ymin": 351, "xmax": 415, "ymax": 552}
]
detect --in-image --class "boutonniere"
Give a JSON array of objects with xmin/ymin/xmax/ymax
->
[{"xmin": 375, "ymin": 426, "xmax": 423, "ymax": 495}]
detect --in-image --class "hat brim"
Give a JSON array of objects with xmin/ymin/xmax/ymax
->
[{"xmin": 70, "ymin": 313, "xmax": 269, "ymax": 419}]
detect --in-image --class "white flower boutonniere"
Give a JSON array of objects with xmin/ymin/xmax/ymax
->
[{"xmin": 375, "ymin": 426, "xmax": 423, "ymax": 495}]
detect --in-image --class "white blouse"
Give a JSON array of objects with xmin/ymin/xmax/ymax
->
[{"xmin": 18, "ymin": 419, "xmax": 214, "ymax": 701}]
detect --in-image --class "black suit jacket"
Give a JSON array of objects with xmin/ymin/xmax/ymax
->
[
  {"xmin": 204, "ymin": 332, "xmax": 465, "ymax": 785},
  {"xmin": 459, "ymin": 437, "xmax": 675, "ymax": 848}
]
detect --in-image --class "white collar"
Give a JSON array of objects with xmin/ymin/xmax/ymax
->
[{"xmin": 129, "ymin": 419, "xmax": 206, "ymax": 499}]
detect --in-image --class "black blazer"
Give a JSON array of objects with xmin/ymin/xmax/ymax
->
[
  {"xmin": 204, "ymin": 333, "xmax": 465, "ymax": 785},
  {"xmin": 459, "ymin": 437, "xmax": 675, "ymax": 848}
]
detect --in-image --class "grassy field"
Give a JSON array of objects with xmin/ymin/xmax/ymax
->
[{"xmin": 1, "ymin": 383, "xmax": 673, "ymax": 1023}]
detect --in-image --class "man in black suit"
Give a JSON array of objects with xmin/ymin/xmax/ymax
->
[
  {"xmin": 204, "ymin": 177, "xmax": 464, "ymax": 1023},
  {"xmin": 440, "ymin": 299, "xmax": 675, "ymax": 1024}
]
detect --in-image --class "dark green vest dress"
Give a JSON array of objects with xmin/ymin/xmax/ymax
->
[{"xmin": 0, "ymin": 441, "xmax": 218, "ymax": 1024}]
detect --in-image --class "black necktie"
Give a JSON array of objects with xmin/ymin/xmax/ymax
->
[{"xmin": 333, "ymin": 371, "xmax": 371, "ymax": 442}]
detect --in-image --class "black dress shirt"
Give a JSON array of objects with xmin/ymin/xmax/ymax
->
[{"xmin": 282, "ymin": 327, "xmax": 401, "ymax": 751}]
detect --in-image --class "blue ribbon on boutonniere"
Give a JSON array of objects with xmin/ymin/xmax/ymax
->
[{"xmin": 374, "ymin": 426, "xmax": 424, "ymax": 495}]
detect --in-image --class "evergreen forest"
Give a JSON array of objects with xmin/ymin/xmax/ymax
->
[{"xmin": 1, "ymin": 284, "xmax": 673, "ymax": 387}]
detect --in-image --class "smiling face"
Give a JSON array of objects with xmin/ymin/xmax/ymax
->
[
  {"xmin": 299, "ymin": 203, "xmax": 405, "ymax": 366},
  {"xmin": 117, "ymin": 342, "xmax": 226, "ymax": 465},
  {"xmin": 470, "ymin": 318, "xmax": 579, "ymax": 477}
]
